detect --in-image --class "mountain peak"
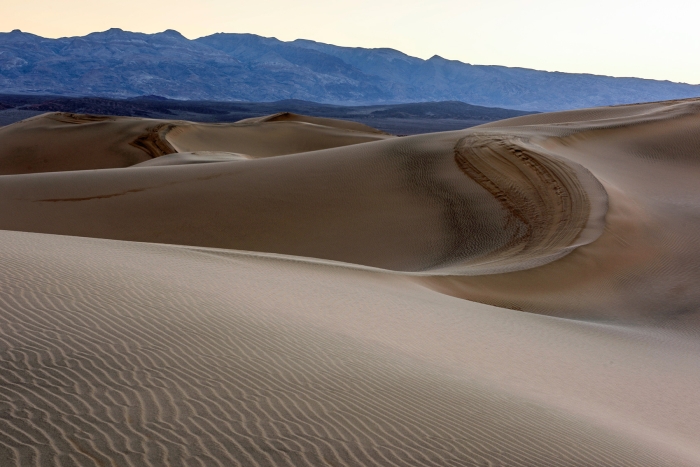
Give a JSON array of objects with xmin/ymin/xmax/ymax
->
[
  {"xmin": 2, "ymin": 29, "xmax": 40, "ymax": 41},
  {"xmin": 159, "ymin": 29, "xmax": 186, "ymax": 39}
]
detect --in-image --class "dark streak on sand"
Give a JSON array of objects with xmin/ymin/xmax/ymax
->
[{"xmin": 129, "ymin": 123, "xmax": 178, "ymax": 158}]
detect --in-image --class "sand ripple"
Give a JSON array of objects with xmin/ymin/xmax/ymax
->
[
  {"xmin": 1, "ymin": 100, "xmax": 700, "ymax": 465},
  {"xmin": 0, "ymin": 230, "xmax": 694, "ymax": 466}
]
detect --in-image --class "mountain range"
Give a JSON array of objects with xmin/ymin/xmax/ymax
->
[
  {"xmin": 0, "ymin": 94, "xmax": 534, "ymax": 134},
  {"xmin": 1, "ymin": 28, "xmax": 699, "ymax": 111}
]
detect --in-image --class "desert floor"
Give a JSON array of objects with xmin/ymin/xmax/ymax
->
[{"xmin": 1, "ymin": 101, "xmax": 700, "ymax": 466}]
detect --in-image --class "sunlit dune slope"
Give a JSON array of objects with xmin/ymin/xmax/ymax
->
[
  {"xmin": 2, "ymin": 230, "xmax": 700, "ymax": 467},
  {"xmin": 131, "ymin": 151, "xmax": 251, "ymax": 167}
]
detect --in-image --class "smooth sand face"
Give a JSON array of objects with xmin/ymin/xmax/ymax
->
[
  {"xmin": 1, "ymin": 102, "xmax": 700, "ymax": 465},
  {"xmin": 422, "ymin": 98, "xmax": 700, "ymax": 323},
  {"xmin": 0, "ymin": 112, "xmax": 392, "ymax": 175},
  {"xmin": 130, "ymin": 151, "xmax": 251, "ymax": 166},
  {"xmin": 0, "ymin": 132, "xmax": 605, "ymax": 273},
  {"xmin": 0, "ymin": 114, "xmax": 606, "ymax": 273}
]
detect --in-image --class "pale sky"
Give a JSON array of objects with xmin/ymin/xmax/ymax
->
[{"xmin": 2, "ymin": 0, "xmax": 699, "ymax": 84}]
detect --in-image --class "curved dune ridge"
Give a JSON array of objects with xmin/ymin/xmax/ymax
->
[
  {"xmin": 1, "ymin": 100, "xmax": 700, "ymax": 465},
  {"xmin": 0, "ymin": 112, "xmax": 605, "ymax": 274},
  {"xmin": 131, "ymin": 151, "xmax": 251, "ymax": 167},
  {"xmin": 446, "ymin": 132, "xmax": 606, "ymax": 274},
  {"xmin": 0, "ymin": 111, "xmax": 391, "ymax": 175},
  {"xmin": 423, "ymin": 97, "xmax": 700, "ymax": 320}
]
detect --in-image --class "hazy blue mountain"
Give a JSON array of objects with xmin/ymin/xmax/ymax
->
[{"xmin": 1, "ymin": 28, "xmax": 698, "ymax": 111}]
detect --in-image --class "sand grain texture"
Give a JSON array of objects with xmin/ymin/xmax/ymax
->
[{"xmin": 1, "ymin": 101, "xmax": 700, "ymax": 466}]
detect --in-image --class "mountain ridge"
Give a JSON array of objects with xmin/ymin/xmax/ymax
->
[{"xmin": 1, "ymin": 28, "xmax": 699, "ymax": 111}]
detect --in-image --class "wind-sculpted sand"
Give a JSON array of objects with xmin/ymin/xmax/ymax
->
[
  {"xmin": 0, "ymin": 112, "xmax": 390, "ymax": 175},
  {"xmin": 1, "ymin": 100, "xmax": 700, "ymax": 466},
  {"xmin": 0, "ymin": 115, "xmax": 605, "ymax": 273}
]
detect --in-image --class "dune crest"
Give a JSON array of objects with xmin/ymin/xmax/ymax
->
[
  {"xmin": 0, "ymin": 111, "xmax": 392, "ymax": 175},
  {"xmin": 131, "ymin": 151, "xmax": 251, "ymax": 167},
  {"xmin": 235, "ymin": 111, "xmax": 389, "ymax": 134}
]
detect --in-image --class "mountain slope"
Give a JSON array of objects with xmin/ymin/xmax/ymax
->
[{"xmin": 1, "ymin": 28, "xmax": 699, "ymax": 111}]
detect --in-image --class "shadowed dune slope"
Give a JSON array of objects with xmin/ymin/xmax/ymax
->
[
  {"xmin": 0, "ymin": 113, "xmax": 174, "ymax": 174},
  {"xmin": 1, "ymin": 230, "xmax": 700, "ymax": 467},
  {"xmin": 0, "ymin": 127, "xmax": 606, "ymax": 274},
  {"xmin": 0, "ymin": 112, "xmax": 392, "ymax": 175},
  {"xmin": 421, "ymin": 98, "xmax": 700, "ymax": 323}
]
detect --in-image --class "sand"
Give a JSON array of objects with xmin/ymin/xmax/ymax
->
[
  {"xmin": 0, "ymin": 101, "xmax": 699, "ymax": 466},
  {"xmin": 0, "ymin": 112, "xmax": 391, "ymax": 175}
]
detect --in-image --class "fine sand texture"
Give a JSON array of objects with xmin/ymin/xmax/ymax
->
[{"xmin": 1, "ymin": 101, "xmax": 700, "ymax": 466}]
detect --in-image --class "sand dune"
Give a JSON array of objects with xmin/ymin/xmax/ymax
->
[
  {"xmin": 131, "ymin": 151, "xmax": 251, "ymax": 167},
  {"xmin": 0, "ymin": 112, "xmax": 391, "ymax": 175},
  {"xmin": 1, "ymin": 100, "xmax": 700, "ymax": 465},
  {"xmin": 234, "ymin": 111, "xmax": 388, "ymax": 133},
  {"xmin": 2, "ymin": 229, "xmax": 699, "ymax": 467},
  {"xmin": 0, "ymin": 117, "xmax": 606, "ymax": 273},
  {"xmin": 423, "ymin": 98, "xmax": 700, "ymax": 322}
]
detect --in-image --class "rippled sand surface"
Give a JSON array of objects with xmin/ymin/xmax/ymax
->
[{"xmin": 1, "ymin": 101, "xmax": 700, "ymax": 466}]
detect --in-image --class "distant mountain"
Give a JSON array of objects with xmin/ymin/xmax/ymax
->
[
  {"xmin": 0, "ymin": 94, "xmax": 534, "ymax": 135},
  {"xmin": 1, "ymin": 28, "xmax": 698, "ymax": 111}
]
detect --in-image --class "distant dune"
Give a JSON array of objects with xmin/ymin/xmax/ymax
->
[
  {"xmin": 0, "ymin": 94, "xmax": 534, "ymax": 135},
  {"xmin": 1, "ymin": 99, "xmax": 700, "ymax": 466},
  {"xmin": 0, "ymin": 112, "xmax": 390, "ymax": 175}
]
